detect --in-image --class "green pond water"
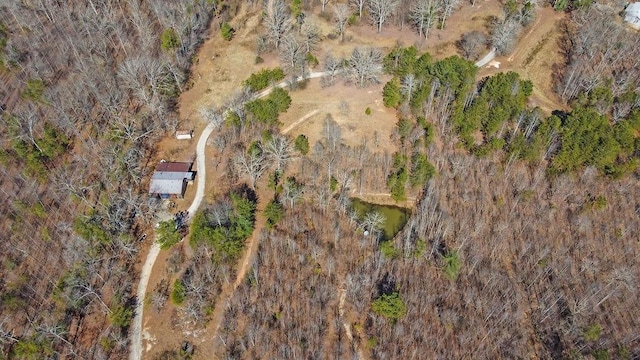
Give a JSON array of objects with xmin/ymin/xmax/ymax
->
[{"xmin": 351, "ymin": 198, "xmax": 411, "ymax": 240}]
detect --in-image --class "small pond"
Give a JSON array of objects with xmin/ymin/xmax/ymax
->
[{"xmin": 351, "ymin": 198, "xmax": 411, "ymax": 241}]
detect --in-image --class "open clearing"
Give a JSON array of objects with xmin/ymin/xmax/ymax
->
[{"xmin": 280, "ymin": 77, "xmax": 399, "ymax": 154}]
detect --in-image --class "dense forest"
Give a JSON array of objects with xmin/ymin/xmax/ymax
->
[
  {"xmin": 0, "ymin": 0, "xmax": 246, "ymax": 357},
  {"xmin": 1, "ymin": 0, "xmax": 639, "ymax": 359}
]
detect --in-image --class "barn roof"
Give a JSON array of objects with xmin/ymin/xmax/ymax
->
[
  {"xmin": 156, "ymin": 162, "xmax": 192, "ymax": 172},
  {"xmin": 148, "ymin": 178, "xmax": 185, "ymax": 195},
  {"xmin": 148, "ymin": 171, "xmax": 194, "ymax": 195},
  {"xmin": 151, "ymin": 171, "xmax": 194, "ymax": 181}
]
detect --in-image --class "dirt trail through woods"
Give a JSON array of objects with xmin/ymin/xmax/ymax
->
[
  {"xmin": 197, "ymin": 100, "xmax": 407, "ymax": 357},
  {"xmin": 282, "ymin": 109, "xmax": 320, "ymax": 134},
  {"xmin": 196, "ymin": 197, "xmax": 267, "ymax": 360},
  {"xmin": 197, "ymin": 73, "xmax": 334, "ymax": 359},
  {"xmin": 339, "ymin": 287, "xmax": 367, "ymax": 360}
]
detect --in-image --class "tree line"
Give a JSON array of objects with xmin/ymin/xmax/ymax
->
[{"xmin": 382, "ymin": 45, "xmax": 639, "ymax": 180}]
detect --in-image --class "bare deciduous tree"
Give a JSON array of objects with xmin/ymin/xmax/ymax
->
[
  {"xmin": 440, "ymin": 0, "xmax": 461, "ymax": 29},
  {"xmin": 199, "ymin": 106, "xmax": 225, "ymax": 128},
  {"xmin": 323, "ymin": 54, "xmax": 342, "ymax": 86},
  {"xmin": 279, "ymin": 35, "xmax": 306, "ymax": 77},
  {"xmin": 360, "ymin": 211, "xmax": 386, "ymax": 239},
  {"xmin": 333, "ymin": 4, "xmax": 350, "ymax": 42},
  {"xmin": 264, "ymin": 135, "xmax": 294, "ymax": 171},
  {"xmin": 320, "ymin": 0, "xmax": 331, "ymax": 13},
  {"xmin": 348, "ymin": 47, "xmax": 383, "ymax": 88},
  {"xmin": 491, "ymin": 18, "xmax": 521, "ymax": 56},
  {"xmin": 300, "ymin": 22, "xmax": 321, "ymax": 53},
  {"xmin": 282, "ymin": 177, "xmax": 304, "ymax": 208},
  {"xmin": 458, "ymin": 30, "xmax": 488, "ymax": 60},
  {"xmin": 351, "ymin": 0, "xmax": 366, "ymax": 18},
  {"xmin": 410, "ymin": 0, "xmax": 440, "ymax": 39},
  {"xmin": 322, "ymin": 115, "xmax": 343, "ymax": 153},
  {"xmin": 207, "ymin": 200, "xmax": 232, "ymax": 228},
  {"xmin": 234, "ymin": 148, "xmax": 268, "ymax": 189},
  {"xmin": 264, "ymin": 0, "xmax": 292, "ymax": 49},
  {"xmin": 117, "ymin": 56, "xmax": 172, "ymax": 106},
  {"xmin": 368, "ymin": 0, "xmax": 399, "ymax": 33},
  {"xmin": 401, "ymin": 74, "xmax": 417, "ymax": 104}
]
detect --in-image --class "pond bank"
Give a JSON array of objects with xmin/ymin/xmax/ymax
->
[{"xmin": 351, "ymin": 197, "xmax": 412, "ymax": 241}]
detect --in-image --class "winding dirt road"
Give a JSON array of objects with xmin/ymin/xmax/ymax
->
[
  {"xmin": 475, "ymin": 48, "xmax": 497, "ymax": 68},
  {"xmin": 128, "ymin": 24, "xmax": 498, "ymax": 354},
  {"xmin": 129, "ymin": 121, "xmax": 218, "ymax": 360},
  {"xmin": 130, "ymin": 71, "xmax": 333, "ymax": 360},
  {"xmin": 129, "ymin": 243, "xmax": 160, "ymax": 360},
  {"xmin": 129, "ymin": 58, "xmax": 487, "ymax": 357}
]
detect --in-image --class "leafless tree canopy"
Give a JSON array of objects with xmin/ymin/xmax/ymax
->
[
  {"xmin": 458, "ymin": 30, "xmax": 488, "ymax": 60},
  {"xmin": 263, "ymin": 135, "xmax": 294, "ymax": 171},
  {"xmin": 234, "ymin": 147, "xmax": 268, "ymax": 190},
  {"xmin": 410, "ymin": 0, "xmax": 441, "ymax": 39},
  {"xmin": 2, "ymin": 1, "xmax": 639, "ymax": 359},
  {"xmin": 0, "ymin": 0, "xmax": 224, "ymax": 357},
  {"xmin": 348, "ymin": 47, "xmax": 383, "ymax": 88},
  {"xmin": 556, "ymin": 8, "xmax": 640, "ymax": 102},
  {"xmin": 491, "ymin": 18, "xmax": 521, "ymax": 55},
  {"xmin": 333, "ymin": 3, "xmax": 350, "ymax": 42},
  {"xmin": 264, "ymin": 0, "xmax": 292, "ymax": 49},
  {"xmin": 279, "ymin": 34, "xmax": 306, "ymax": 77},
  {"xmin": 368, "ymin": 0, "xmax": 400, "ymax": 33},
  {"xmin": 351, "ymin": 0, "xmax": 367, "ymax": 18}
]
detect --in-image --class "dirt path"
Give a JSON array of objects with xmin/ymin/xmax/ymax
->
[
  {"xmin": 132, "ymin": 4, "xmax": 561, "ymax": 357},
  {"xmin": 507, "ymin": 15, "xmax": 543, "ymax": 62},
  {"xmin": 255, "ymin": 70, "xmax": 334, "ymax": 99},
  {"xmin": 352, "ymin": 191, "xmax": 417, "ymax": 208},
  {"xmin": 129, "ymin": 243, "xmax": 161, "ymax": 360},
  {"xmin": 130, "ymin": 71, "xmax": 337, "ymax": 360},
  {"xmin": 196, "ymin": 197, "xmax": 267, "ymax": 360},
  {"xmin": 187, "ymin": 122, "xmax": 218, "ymax": 216},
  {"xmin": 339, "ymin": 287, "xmax": 367, "ymax": 360},
  {"xmin": 195, "ymin": 72, "xmax": 336, "ymax": 359},
  {"xmin": 282, "ymin": 109, "xmax": 320, "ymax": 134}
]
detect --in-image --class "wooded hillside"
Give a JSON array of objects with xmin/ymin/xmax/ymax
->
[
  {"xmin": 215, "ymin": 50, "xmax": 640, "ymax": 359},
  {"xmin": 0, "ymin": 0, "xmax": 237, "ymax": 357},
  {"xmin": 1, "ymin": 0, "xmax": 639, "ymax": 359}
]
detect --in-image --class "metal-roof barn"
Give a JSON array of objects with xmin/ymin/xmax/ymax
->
[{"xmin": 148, "ymin": 162, "xmax": 194, "ymax": 199}]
